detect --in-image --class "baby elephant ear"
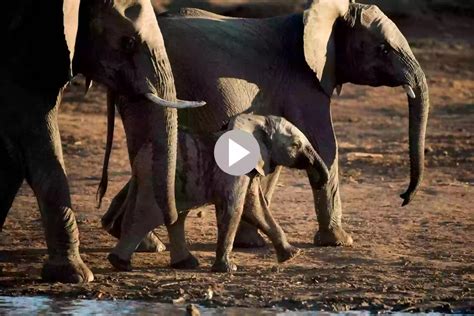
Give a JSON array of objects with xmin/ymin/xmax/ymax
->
[
  {"xmin": 254, "ymin": 145, "xmax": 272, "ymax": 177},
  {"xmin": 303, "ymin": 0, "xmax": 349, "ymax": 96}
]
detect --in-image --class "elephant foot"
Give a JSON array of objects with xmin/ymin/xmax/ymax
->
[
  {"xmin": 211, "ymin": 259, "xmax": 237, "ymax": 273},
  {"xmin": 108, "ymin": 253, "xmax": 133, "ymax": 271},
  {"xmin": 314, "ymin": 227, "xmax": 353, "ymax": 247},
  {"xmin": 233, "ymin": 226, "xmax": 266, "ymax": 249},
  {"xmin": 42, "ymin": 255, "xmax": 94, "ymax": 283},
  {"xmin": 135, "ymin": 232, "xmax": 166, "ymax": 253},
  {"xmin": 276, "ymin": 245, "xmax": 302, "ymax": 263},
  {"xmin": 170, "ymin": 254, "xmax": 200, "ymax": 270}
]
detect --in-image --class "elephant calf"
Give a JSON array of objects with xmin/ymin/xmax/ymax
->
[{"xmin": 108, "ymin": 114, "xmax": 329, "ymax": 272}]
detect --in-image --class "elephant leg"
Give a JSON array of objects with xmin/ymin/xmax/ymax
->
[
  {"xmin": 260, "ymin": 166, "xmax": 283, "ymax": 203},
  {"xmin": 233, "ymin": 221, "xmax": 266, "ymax": 248},
  {"xmin": 242, "ymin": 177, "xmax": 301, "ymax": 263},
  {"xmin": 285, "ymin": 88, "xmax": 352, "ymax": 247},
  {"xmin": 23, "ymin": 100, "xmax": 93, "ymax": 283},
  {"xmin": 0, "ymin": 138, "xmax": 24, "ymax": 230},
  {"xmin": 212, "ymin": 178, "xmax": 248, "ymax": 273},
  {"xmin": 109, "ymin": 176, "xmax": 163, "ymax": 271},
  {"xmin": 102, "ymin": 180, "xmax": 166, "ymax": 253},
  {"xmin": 233, "ymin": 167, "xmax": 282, "ymax": 248},
  {"xmin": 309, "ymin": 157, "xmax": 352, "ymax": 246},
  {"xmin": 136, "ymin": 231, "xmax": 166, "ymax": 253},
  {"xmin": 166, "ymin": 212, "xmax": 199, "ymax": 269},
  {"xmin": 101, "ymin": 181, "xmax": 130, "ymax": 238}
]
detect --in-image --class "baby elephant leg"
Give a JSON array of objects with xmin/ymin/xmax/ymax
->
[
  {"xmin": 212, "ymin": 177, "xmax": 248, "ymax": 272},
  {"xmin": 242, "ymin": 178, "xmax": 301, "ymax": 263},
  {"xmin": 166, "ymin": 212, "xmax": 199, "ymax": 269},
  {"xmin": 233, "ymin": 168, "xmax": 281, "ymax": 248}
]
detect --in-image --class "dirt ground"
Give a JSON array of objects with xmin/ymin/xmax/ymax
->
[{"xmin": 0, "ymin": 10, "xmax": 473, "ymax": 313}]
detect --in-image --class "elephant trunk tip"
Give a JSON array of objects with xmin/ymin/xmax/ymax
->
[
  {"xmin": 400, "ymin": 192, "xmax": 413, "ymax": 207},
  {"xmin": 400, "ymin": 180, "xmax": 422, "ymax": 207}
]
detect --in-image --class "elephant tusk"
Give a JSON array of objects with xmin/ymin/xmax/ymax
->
[
  {"xmin": 403, "ymin": 84, "xmax": 416, "ymax": 99},
  {"xmin": 336, "ymin": 84, "xmax": 343, "ymax": 96},
  {"xmin": 85, "ymin": 77, "xmax": 93, "ymax": 96},
  {"xmin": 144, "ymin": 93, "xmax": 206, "ymax": 109}
]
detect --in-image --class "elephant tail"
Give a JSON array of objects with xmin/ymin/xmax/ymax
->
[{"xmin": 97, "ymin": 90, "xmax": 116, "ymax": 208}]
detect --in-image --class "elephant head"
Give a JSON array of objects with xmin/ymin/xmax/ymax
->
[
  {"xmin": 74, "ymin": 0, "xmax": 202, "ymax": 106},
  {"xmin": 74, "ymin": 0, "xmax": 204, "ymax": 225},
  {"xmin": 230, "ymin": 114, "xmax": 329, "ymax": 189},
  {"xmin": 304, "ymin": 0, "xmax": 430, "ymax": 205}
]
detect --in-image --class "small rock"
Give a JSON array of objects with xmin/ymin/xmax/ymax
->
[
  {"xmin": 205, "ymin": 287, "xmax": 213, "ymax": 300},
  {"xmin": 346, "ymin": 152, "xmax": 384, "ymax": 161},
  {"xmin": 172, "ymin": 296, "xmax": 185, "ymax": 305}
]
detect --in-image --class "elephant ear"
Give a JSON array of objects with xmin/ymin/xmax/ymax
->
[
  {"xmin": 303, "ymin": 0, "xmax": 350, "ymax": 96},
  {"xmin": 63, "ymin": 0, "xmax": 81, "ymax": 79}
]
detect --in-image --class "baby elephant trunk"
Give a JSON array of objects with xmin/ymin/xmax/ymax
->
[{"xmin": 304, "ymin": 145, "xmax": 330, "ymax": 190}]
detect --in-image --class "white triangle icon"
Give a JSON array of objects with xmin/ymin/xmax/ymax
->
[{"xmin": 228, "ymin": 139, "xmax": 250, "ymax": 167}]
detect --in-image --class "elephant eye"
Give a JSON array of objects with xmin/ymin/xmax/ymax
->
[
  {"xmin": 121, "ymin": 36, "xmax": 138, "ymax": 53},
  {"xmin": 291, "ymin": 140, "xmax": 302, "ymax": 149},
  {"xmin": 378, "ymin": 43, "xmax": 390, "ymax": 56}
]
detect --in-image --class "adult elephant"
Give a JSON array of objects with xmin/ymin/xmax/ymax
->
[
  {"xmin": 0, "ymin": 0, "xmax": 202, "ymax": 283},
  {"xmin": 102, "ymin": 0, "xmax": 430, "ymax": 251}
]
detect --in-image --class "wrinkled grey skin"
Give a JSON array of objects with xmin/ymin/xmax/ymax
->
[
  {"xmin": 103, "ymin": 0, "xmax": 430, "ymax": 249},
  {"xmin": 0, "ymin": 0, "xmax": 198, "ymax": 283},
  {"xmin": 105, "ymin": 114, "xmax": 329, "ymax": 272}
]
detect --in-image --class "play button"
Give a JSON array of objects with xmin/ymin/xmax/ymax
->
[
  {"xmin": 214, "ymin": 130, "xmax": 261, "ymax": 176},
  {"xmin": 228, "ymin": 139, "xmax": 250, "ymax": 167}
]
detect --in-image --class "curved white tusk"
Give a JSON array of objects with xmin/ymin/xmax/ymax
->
[
  {"xmin": 85, "ymin": 77, "xmax": 93, "ymax": 96},
  {"xmin": 336, "ymin": 84, "xmax": 343, "ymax": 96},
  {"xmin": 403, "ymin": 85, "xmax": 416, "ymax": 99},
  {"xmin": 145, "ymin": 93, "xmax": 206, "ymax": 109}
]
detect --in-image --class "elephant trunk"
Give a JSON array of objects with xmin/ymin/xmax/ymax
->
[
  {"xmin": 305, "ymin": 145, "xmax": 330, "ymax": 190},
  {"xmin": 150, "ymin": 58, "xmax": 179, "ymax": 225},
  {"xmin": 151, "ymin": 107, "xmax": 178, "ymax": 225},
  {"xmin": 400, "ymin": 67, "xmax": 430, "ymax": 206}
]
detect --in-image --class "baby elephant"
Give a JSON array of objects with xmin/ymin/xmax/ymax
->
[{"xmin": 108, "ymin": 114, "xmax": 329, "ymax": 272}]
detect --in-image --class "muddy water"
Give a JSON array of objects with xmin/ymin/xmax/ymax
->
[
  {"xmin": 0, "ymin": 296, "xmax": 461, "ymax": 315},
  {"xmin": 0, "ymin": 296, "xmax": 320, "ymax": 315}
]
